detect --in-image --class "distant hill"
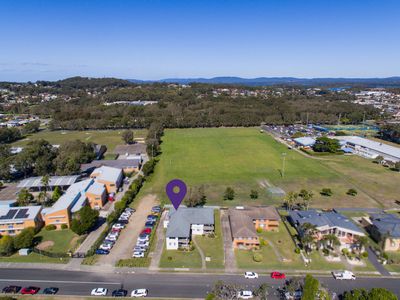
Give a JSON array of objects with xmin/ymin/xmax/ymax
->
[{"xmin": 128, "ymin": 76, "xmax": 400, "ymax": 87}]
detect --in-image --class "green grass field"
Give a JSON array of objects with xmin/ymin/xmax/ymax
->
[
  {"xmin": 35, "ymin": 229, "xmax": 80, "ymax": 253},
  {"xmin": 141, "ymin": 127, "xmax": 399, "ymax": 208},
  {"xmin": 12, "ymin": 129, "xmax": 147, "ymax": 152}
]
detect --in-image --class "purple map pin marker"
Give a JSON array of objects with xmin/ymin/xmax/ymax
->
[{"xmin": 166, "ymin": 179, "xmax": 187, "ymax": 210}]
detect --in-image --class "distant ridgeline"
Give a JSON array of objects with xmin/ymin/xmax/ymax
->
[{"xmin": 0, "ymin": 76, "xmax": 388, "ymax": 130}]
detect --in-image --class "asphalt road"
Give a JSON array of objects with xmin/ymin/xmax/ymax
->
[{"xmin": 0, "ymin": 268, "xmax": 399, "ymax": 298}]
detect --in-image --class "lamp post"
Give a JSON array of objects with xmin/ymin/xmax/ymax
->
[{"xmin": 282, "ymin": 152, "xmax": 287, "ymax": 178}]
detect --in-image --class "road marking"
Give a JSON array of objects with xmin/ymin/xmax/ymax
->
[{"xmin": 0, "ymin": 279, "xmax": 121, "ymax": 285}]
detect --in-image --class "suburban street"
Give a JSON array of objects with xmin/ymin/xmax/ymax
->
[{"xmin": 0, "ymin": 268, "xmax": 399, "ymax": 298}]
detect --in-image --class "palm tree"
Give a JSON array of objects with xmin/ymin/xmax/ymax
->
[
  {"xmin": 40, "ymin": 175, "xmax": 50, "ymax": 203},
  {"xmin": 355, "ymin": 236, "xmax": 369, "ymax": 253},
  {"xmin": 300, "ymin": 223, "xmax": 318, "ymax": 254},
  {"xmin": 299, "ymin": 189, "xmax": 314, "ymax": 210},
  {"xmin": 322, "ymin": 234, "xmax": 340, "ymax": 252},
  {"xmin": 284, "ymin": 191, "xmax": 298, "ymax": 211}
]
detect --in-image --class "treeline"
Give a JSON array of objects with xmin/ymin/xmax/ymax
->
[
  {"xmin": 0, "ymin": 121, "xmax": 40, "ymax": 144},
  {"xmin": 0, "ymin": 139, "xmax": 95, "ymax": 180},
  {"xmin": 378, "ymin": 124, "xmax": 400, "ymax": 144}
]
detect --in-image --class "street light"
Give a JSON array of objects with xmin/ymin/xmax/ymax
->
[{"xmin": 282, "ymin": 152, "xmax": 287, "ymax": 178}]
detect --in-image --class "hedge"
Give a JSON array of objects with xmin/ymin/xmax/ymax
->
[{"xmin": 116, "ymin": 257, "xmax": 151, "ymax": 268}]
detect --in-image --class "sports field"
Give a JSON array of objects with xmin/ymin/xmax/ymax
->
[
  {"xmin": 12, "ymin": 129, "xmax": 147, "ymax": 152},
  {"xmin": 142, "ymin": 127, "xmax": 399, "ymax": 208}
]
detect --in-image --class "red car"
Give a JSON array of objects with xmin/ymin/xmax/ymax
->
[
  {"xmin": 141, "ymin": 228, "xmax": 151, "ymax": 235},
  {"xmin": 271, "ymin": 272, "xmax": 286, "ymax": 279},
  {"xmin": 21, "ymin": 287, "xmax": 40, "ymax": 295}
]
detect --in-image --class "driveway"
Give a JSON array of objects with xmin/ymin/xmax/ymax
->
[
  {"xmin": 149, "ymin": 210, "xmax": 167, "ymax": 270},
  {"xmin": 96, "ymin": 194, "xmax": 157, "ymax": 266},
  {"xmin": 367, "ymin": 246, "xmax": 391, "ymax": 276},
  {"xmin": 220, "ymin": 210, "xmax": 237, "ymax": 272}
]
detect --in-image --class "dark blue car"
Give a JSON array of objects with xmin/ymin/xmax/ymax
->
[{"xmin": 95, "ymin": 249, "xmax": 110, "ymax": 255}]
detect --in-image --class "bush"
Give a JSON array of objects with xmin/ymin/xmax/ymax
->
[
  {"xmin": 320, "ymin": 188, "xmax": 333, "ymax": 196},
  {"xmin": 223, "ymin": 187, "xmax": 235, "ymax": 200},
  {"xmin": 361, "ymin": 251, "xmax": 369, "ymax": 258},
  {"xmin": 167, "ymin": 256, "xmax": 173, "ymax": 261},
  {"xmin": 116, "ymin": 258, "xmax": 151, "ymax": 268},
  {"xmin": 347, "ymin": 188, "xmax": 358, "ymax": 196},
  {"xmin": 322, "ymin": 248, "xmax": 330, "ymax": 256},
  {"xmin": 253, "ymin": 252, "xmax": 263, "ymax": 262},
  {"xmin": 61, "ymin": 224, "xmax": 68, "ymax": 230},
  {"xmin": 205, "ymin": 293, "xmax": 216, "ymax": 300},
  {"xmin": 295, "ymin": 247, "xmax": 301, "ymax": 254},
  {"xmin": 13, "ymin": 227, "xmax": 35, "ymax": 249},
  {"xmin": 45, "ymin": 224, "xmax": 57, "ymax": 231},
  {"xmin": 342, "ymin": 248, "xmax": 349, "ymax": 256},
  {"xmin": 256, "ymin": 228, "xmax": 263, "ymax": 234}
]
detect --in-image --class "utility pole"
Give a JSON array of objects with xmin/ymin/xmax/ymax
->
[{"xmin": 282, "ymin": 152, "xmax": 287, "ymax": 178}]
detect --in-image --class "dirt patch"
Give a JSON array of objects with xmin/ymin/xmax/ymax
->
[{"xmin": 36, "ymin": 240, "xmax": 54, "ymax": 250}]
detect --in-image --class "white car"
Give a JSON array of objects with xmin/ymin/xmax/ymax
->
[
  {"xmin": 137, "ymin": 236, "xmax": 149, "ymax": 242},
  {"xmin": 106, "ymin": 235, "xmax": 118, "ymax": 241},
  {"xmin": 132, "ymin": 251, "xmax": 145, "ymax": 258},
  {"xmin": 131, "ymin": 289, "xmax": 148, "ymax": 297},
  {"xmin": 244, "ymin": 272, "xmax": 258, "ymax": 279},
  {"xmin": 99, "ymin": 243, "xmax": 112, "ymax": 250},
  {"xmin": 137, "ymin": 241, "xmax": 149, "ymax": 248},
  {"xmin": 332, "ymin": 270, "xmax": 356, "ymax": 280},
  {"xmin": 238, "ymin": 290, "xmax": 253, "ymax": 299},
  {"xmin": 112, "ymin": 223, "xmax": 125, "ymax": 230},
  {"xmin": 91, "ymin": 288, "xmax": 108, "ymax": 296},
  {"xmin": 120, "ymin": 212, "xmax": 131, "ymax": 218}
]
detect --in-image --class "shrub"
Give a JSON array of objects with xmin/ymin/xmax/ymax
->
[
  {"xmin": 167, "ymin": 256, "xmax": 173, "ymax": 261},
  {"xmin": 347, "ymin": 188, "xmax": 358, "ymax": 196},
  {"xmin": 223, "ymin": 187, "xmax": 235, "ymax": 200},
  {"xmin": 208, "ymin": 232, "xmax": 215, "ymax": 238},
  {"xmin": 295, "ymin": 247, "xmax": 301, "ymax": 254},
  {"xmin": 320, "ymin": 188, "xmax": 333, "ymax": 196},
  {"xmin": 61, "ymin": 224, "xmax": 68, "ymax": 230},
  {"xmin": 322, "ymin": 248, "xmax": 330, "ymax": 256},
  {"xmin": 45, "ymin": 224, "xmax": 56, "ymax": 231},
  {"xmin": 256, "ymin": 228, "xmax": 263, "ymax": 234},
  {"xmin": 253, "ymin": 252, "xmax": 263, "ymax": 262},
  {"xmin": 342, "ymin": 248, "xmax": 349, "ymax": 256},
  {"xmin": 205, "ymin": 293, "xmax": 216, "ymax": 300},
  {"xmin": 13, "ymin": 227, "xmax": 35, "ymax": 249},
  {"xmin": 116, "ymin": 258, "xmax": 151, "ymax": 268},
  {"xmin": 361, "ymin": 251, "xmax": 369, "ymax": 258}
]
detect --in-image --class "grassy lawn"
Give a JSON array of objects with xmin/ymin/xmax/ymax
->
[
  {"xmin": 12, "ymin": 129, "xmax": 147, "ymax": 152},
  {"xmin": 0, "ymin": 252, "xmax": 69, "ymax": 264},
  {"xmin": 139, "ymin": 127, "xmax": 398, "ymax": 208},
  {"xmin": 195, "ymin": 210, "xmax": 224, "ymax": 269},
  {"xmin": 159, "ymin": 243, "xmax": 202, "ymax": 269},
  {"xmin": 35, "ymin": 229, "xmax": 80, "ymax": 253}
]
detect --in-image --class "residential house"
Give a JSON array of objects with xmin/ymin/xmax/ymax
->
[
  {"xmin": 90, "ymin": 166, "xmax": 123, "ymax": 194},
  {"xmin": 164, "ymin": 207, "xmax": 214, "ymax": 250},
  {"xmin": 368, "ymin": 213, "xmax": 400, "ymax": 252},
  {"xmin": 228, "ymin": 206, "xmax": 280, "ymax": 250},
  {"xmin": 288, "ymin": 209, "xmax": 365, "ymax": 249},
  {"xmin": 0, "ymin": 206, "xmax": 43, "ymax": 235}
]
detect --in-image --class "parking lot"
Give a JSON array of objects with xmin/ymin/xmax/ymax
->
[{"xmin": 96, "ymin": 195, "xmax": 158, "ymax": 266}]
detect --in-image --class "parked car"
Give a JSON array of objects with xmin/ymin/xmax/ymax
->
[
  {"xmin": 118, "ymin": 219, "xmax": 129, "ymax": 224},
  {"xmin": 108, "ymin": 193, "xmax": 115, "ymax": 201},
  {"xmin": 99, "ymin": 244, "xmax": 113, "ymax": 251},
  {"xmin": 133, "ymin": 251, "xmax": 145, "ymax": 258},
  {"xmin": 96, "ymin": 249, "xmax": 110, "ymax": 255},
  {"xmin": 125, "ymin": 208, "xmax": 135, "ymax": 213},
  {"xmin": 106, "ymin": 235, "xmax": 118, "ymax": 242},
  {"xmin": 2, "ymin": 286, "xmax": 21, "ymax": 294},
  {"xmin": 91, "ymin": 288, "xmax": 108, "ymax": 296},
  {"xmin": 137, "ymin": 240, "xmax": 149, "ymax": 248},
  {"xmin": 112, "ymin": 289, "xmax": 128, "ymax": 297},
  {"xmin": 271, "ymin": 272, "xmax": 286, "ymax": 279},
  {"xmin": 133, "ymin": 246, "xmax": 147, "ymax": 252},
  {"xmin": 238, "ymin": 290, "xmax": 253, "ymax": 299},
  {"xmin": 113, "ymin": 223, "xmax": 125, "ymax": 229},
  {"xmin": 141, "ymin": 228, "xmax": 151, "ymax": 235},
  {"xmin": 138, "ymin": 234, "xmax": 149, "ymax": 241},
  {"xmin": 144, "ymin": 221, "xmax": 155, "ymax": 228},
  {"xmin": 147, "ymin": 215, "xmax": 157, "ymax": 221},
  {"xmin": 21, "ymin": 287, "xmax": 40, "ymax": 295},
  {"xmin": 151, "ymin": 206, "xmax": 161, "ymax": 213},
  {"xmin": 131, "ymin": 289, "xmax": 148, "ymax": 297},
  {"xmin": 120, "ymin": 212, "xmax": 131, "ymax": 218},
  {"xmin": 244, "ymin": 272, "xmax": 258, "ymax": 279},
  {"xmin": 42, "ymin": 287, "xmax": 59, "ymax": 295}
]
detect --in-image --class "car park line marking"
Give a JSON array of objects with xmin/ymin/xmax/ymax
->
[{"xmin": 0, "ymin": 279, "xmax": 121, "ymax": 285}]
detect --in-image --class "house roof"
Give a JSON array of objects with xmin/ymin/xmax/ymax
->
[
  {"xmin": 370, "ymin": 213, "xmax": 400, "ymax": 238},
  {"xmin": 289, "ymin": 209, "xmax": 365, "ymax": 236},
  {"xmin": 293, "ymin": 137, "xmax": 316, "ymax": 147},
  {"xmin": 0, "ymin": 206, "xmax": 41, "ymax": 224},
  {"xmin": 166, "ymin": 207, "xmax": 214, "ymax": 238},
  {"xmin": 228, "ymin": 206, "xmax": 280, "ymax": 239},
  {"xmin": 81, "ymin": 159, "xmax": 141, "ymax": 173},
  {"xmin": 42, "ymin": 179, "xmax": 94, "ymax": 216},
  {"xmin": 91, "ymin": 166, "xmax": 122, "ymax": 183},
  {"xmin": 17, "ymin": 176, "xmax": 79, "ymax": 189},
  {"xmin": 113, "ymin": 144, "xmax": 146, "ymax": 155}
]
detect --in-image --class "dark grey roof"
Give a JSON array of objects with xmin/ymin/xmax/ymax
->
[
  {"xmin": 81, "ymin": 159, "xmax": 141, "ymax": 172},
  {"xmin": 17, "ymin": 176, "xmax": 79, "ymax": 189},
  {"xmin": 370, "ymin": 213, "xmax": 400, "ymax": 238},
  {"xmin": 289, "ymin": 209, "xmax": 364, "ymax": 235},
  {"xmin": 166, "ymin": 207, "xmax": 214, "ymax": 238}
]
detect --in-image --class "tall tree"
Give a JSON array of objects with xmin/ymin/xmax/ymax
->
[
  {"xmin": 122, "ymin": 130, "xmax": 134, "ymax": 144},
  {"xmin": 284, "ymin": 191, "xmax": 298, "ymax": 210},
  {"xmin": 17, "ymin": 189, "xmax": 34, "ymax": 206},
  {"xmin": 299, "ymin": 189, "xmax": 313, "ymax": 210}
]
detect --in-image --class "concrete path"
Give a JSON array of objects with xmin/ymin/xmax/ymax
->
[
  {"xmin": 367, "ymin": 246, "xmax": 391, "ymax": 276},
  {"xmin": 220, "ymin": 210, "xmax": 237, "ymax": 272},
  {"xmin": 192, "ymin": 237, "xmax": 206, "ymax": 270},
  {"xmin": 149, "ymin": 210, "xmax": 167, "ymax": 270}
]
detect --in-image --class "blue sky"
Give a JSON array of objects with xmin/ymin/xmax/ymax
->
[{"xmin": 0, "ymin": 0, "xmax": 399, "ymax": 81}]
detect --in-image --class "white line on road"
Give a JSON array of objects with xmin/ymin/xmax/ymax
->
[{"xmin": 0, "ymin": 279, "xmax": 121, "ymax": 285}]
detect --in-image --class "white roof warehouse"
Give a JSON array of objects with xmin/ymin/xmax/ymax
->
[{"xmin": 335, "ymin": 136, "xmax": 400, "ymax": 162}]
